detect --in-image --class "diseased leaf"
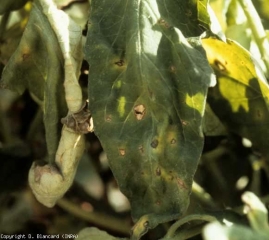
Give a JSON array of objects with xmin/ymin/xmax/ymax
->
[
  {"xmin": 85, "ymin": 0, "xmax": 214, "ymax": 237},
  {"xmin": 26, "ymin": 0, "xmax": 86, "ymax": 207},
  {"xmin": 28, "ymin": 126, "xmax": 85, "ymax": 207},
  {"xmin": 202, "ymin": 36, "xmax": 269, "ymax": 170},
  {"xmin": 0, "ymin": 1, "xmax": 67, "ymax": 162}
]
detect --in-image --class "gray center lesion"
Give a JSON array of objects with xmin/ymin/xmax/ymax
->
[{"xmin": 61, "ymin": 101, "xmax": 94, "ymax": 134}]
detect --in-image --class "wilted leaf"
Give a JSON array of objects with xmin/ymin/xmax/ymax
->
[
  {"xmin": 202, "ymin": 36, "xmax": 269, "ymax": 167},
  {"xmin": 85, "ymin": 0, "xmax": 214, "ymax": 237},
  {"xmin": 28, "ymin": 126, "xmax": 85, "ymax": 207},
  {"xmin": 0, "ymin": 0, "xmax": 28, "ymax": 14},
  {"xmin": 0, "ymin": 0, "xmax": 67, "ymax": 162}
]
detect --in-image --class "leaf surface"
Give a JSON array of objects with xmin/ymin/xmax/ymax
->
[
  {"xmin": 85, "ymin": 0, "xmax": 214, "ymax": 236},
  {"xmin": 202, "ymin": 36, "xmax": 269, "ymax": 162},
  {"xmin": 0, "ymin": 1, "xmax": 66, "ymax": 162}
]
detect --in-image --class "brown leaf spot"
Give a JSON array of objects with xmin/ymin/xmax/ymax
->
[
  {"xmin": 170, "ymin": 138, "xmax": 176, "ymax": 144},
  {"xmin": 214, "ymin": 60, "xmax": 227, "ymax": 72},
  {"xmin": 143, "ymin": 221, "xmax": 149, "ymax": 228},
  {"xmin": 115, "ymin": 59, "xmax": 124, "ymax": 66},
  {"xmin": 119, "ymin": 149, "xmax": 126, "ymax": 156},
  {"xmin": 176, "ymin": 177, "xmax": 187, "ymax": 190},
  {"xmin": 170, "ymin": 65, "xmax": 176, "ymax": 73},
  {"xmin": 156, "ymin": 167, "xmax": 161, "ymax": 176},
  {"xmin": 134, "ymin": 104, "xmax": 146, "ymax": 120},
  {"xmin": 138, "ymin": 145, "xmax": 144, "ymax": 154},
  {"xmin": 151, "ymin": 139, "xmax": 159, "ymax": 148},
  {"xmin": 181, "ymin": 120, "xmax": 188, "ymax": 126},
  {"xmin": 105, "ymin": 114, "xmax": 112, "ymax": 122},
  {"xmin": 158, "ymin": 18, "xmax": 170, "ymax": 28},
  {"xmin": 22, "ymin": 53, "xmax": 30, "ymax": 61},
  {"xmin": 155, "ymin": 200, "xmax": 161, "ymax": 206}
]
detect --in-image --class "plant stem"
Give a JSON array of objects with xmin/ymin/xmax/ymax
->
[
  {"xmin": 164, "ymin": 214, "xmax": 217, "ymax": 238},
  {"xmin": 0, "ymin": 12, "xmax": 10, "ymax": 40},
  {"xmin": 238, "ymin": 0, "xmax": 269, "ymax": 78},
  {"xmin": 167, "ymin": 223, "xmax": 206, "ymax": 240},
  {"xmin": 57, "ymin": 198, "xmax": 131, "ymax": 236}
]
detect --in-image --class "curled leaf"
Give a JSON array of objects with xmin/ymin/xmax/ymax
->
[
  {"xmin": 40, "ymin": 0, "xmax": 83, "ymax": 113},
  {"xmin": 28, "ymin": 126, "xmax": 85, "ymax": 207}
]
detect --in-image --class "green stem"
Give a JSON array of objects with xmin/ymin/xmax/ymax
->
[
  {"xmin": 164, "ymin": 214, "xmax": 217, "ymax": 238},
  {"xmin": 167, "ymin": 223, "xmax": 206, "ymax": 240},
  {"xmin": 238, "ymin": 0, "xmax": 269, "ymax": 78},
  {"xmin": 57, "ymin": 198, "xmax": 131, "ymax": 236}
]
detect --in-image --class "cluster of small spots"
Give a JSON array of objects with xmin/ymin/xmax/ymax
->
[{"xmin": 151, "ymin": 139, "xmax": 159, "ymax": 148}]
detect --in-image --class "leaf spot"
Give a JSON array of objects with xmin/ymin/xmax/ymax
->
[
  {"xmin": 143, "ymin": 221, "xmax": 149, "ymax": 228},
  {"xmin": 158, "ymin": 18, "xmax": 170, "ymax": 28},
  {"xmin": 170, "ymin": 65, "xmax": 176, "ymax": 73},
  {"xmin": 119, "ymin": 149, "xmax": 126, "ymax": 156},
  {"xmin": 114, "ymin": 59, "xmax": 124, "ymax": 66},
  {"xmin": 138, "ymin": 145, "xmax": 144, "ymax": 154},
  {"xmin": 185, "ymin": 10, "xmax": 192, "ymax": 17},
  {"xmin": 22, "ymin": 53, "xmax": 30, "ymax": 61},
  {"xmin": 170, "ymin": 138, "xmax": 176, "ymax": 144},
  {"xmin": 176, "ymin": 177, "xmax": 187, "ymax": 190},
  {"xmin": 105, "ymin": 114, "xmax": 112, "ymax": 122},
  {"xmin": 181, "ymin": 120, "xmax": 188, "ymax": 126},
  {"xmin": 214, "ymin": 60, "xmax": 227, "ymax": 72},
  {"xmin": 151, "ymin": 139, "xmax": 159, "ymax": 148},
  {"xmin": 155, "ymin": 200, "xmax": 161, "ymax": 206},
  {"xmin": 134, "ymin": 104, "xmax": 146, "ymax": 120},
  {"xmin": 156, "ymin": 167, "xmax": 161, "ymax": 176}
]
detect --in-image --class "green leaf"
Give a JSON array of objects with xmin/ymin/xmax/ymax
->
[
  {"xmin": 84, "ymin": 0, "xmax": 214, "ymax": 237},
  {"xmin": 202, "ymin": 36, "xmax": 269, "ymax": 166},
  {"xmin": 0, "ymin": 1, "xmax": 66, "ymax": 162}
]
